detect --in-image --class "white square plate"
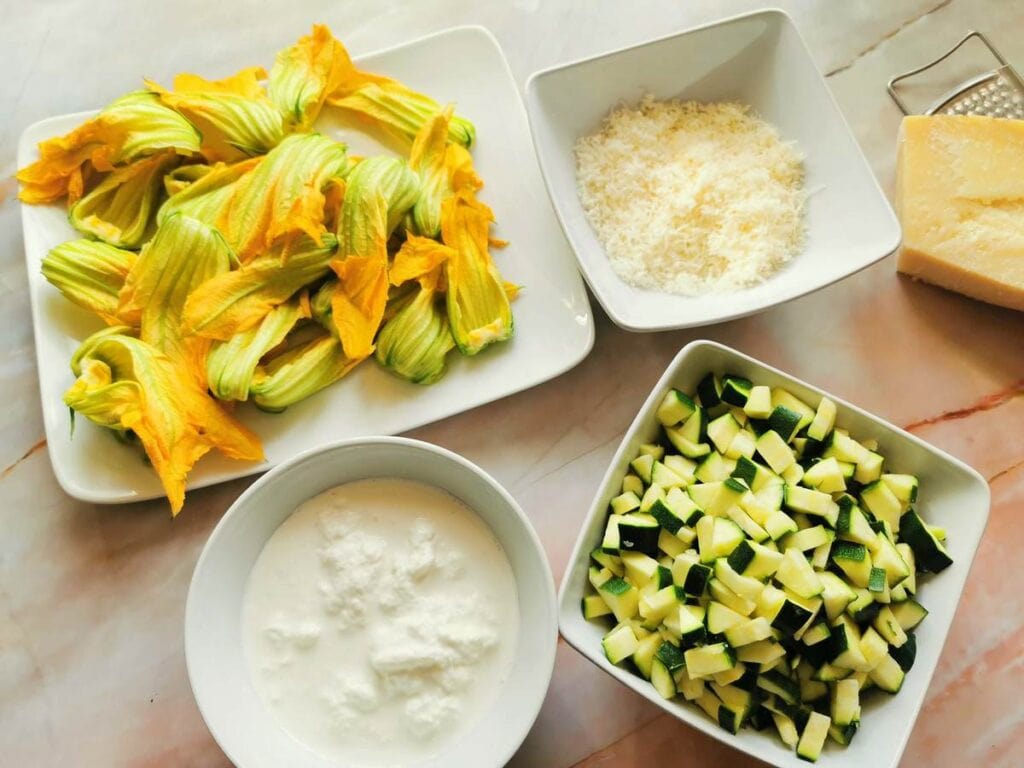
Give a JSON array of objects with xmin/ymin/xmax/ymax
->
[
  {"xmin": 559, "ymin": 340, "xmax": 990, "ymax": 768},
  {"xmin": 524, "ymin": 9, "xmax": 901, "ymax": 332},
  {"xmin": 18, "ymin": 25, "xmax": 593, "ymax": 505}
]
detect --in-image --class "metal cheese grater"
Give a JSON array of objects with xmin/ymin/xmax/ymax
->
[{"xmin": 887, "ymin": 30, "xmax": 1024, "ymax": 118}]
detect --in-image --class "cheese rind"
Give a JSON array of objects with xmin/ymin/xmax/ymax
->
[{"xmin": 896, "ymin": 115, "xmax": 1024, "ymax": 311}]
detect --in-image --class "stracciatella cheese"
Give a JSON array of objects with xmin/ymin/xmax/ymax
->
[
  {"xmin": 574, "ymin": 97, "xmax": 806, "ymax": 295},
  {"xmin": 242, "ymin": 479, "xmax": 519, "ymax": 767}
]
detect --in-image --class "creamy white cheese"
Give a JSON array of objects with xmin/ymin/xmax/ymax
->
[{"xmin": 242, "ymin": 479, "xmax": 519, "ymax": 767}]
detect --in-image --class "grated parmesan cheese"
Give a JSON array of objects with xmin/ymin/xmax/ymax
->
[{"xmin": 574, "ymin": 97, "xmax": 806, "ymax": 295}]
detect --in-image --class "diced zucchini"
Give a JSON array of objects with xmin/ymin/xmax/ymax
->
[
  {"xmin": 639, "ymin": 443, "xmax": 665, "ymax": 461},
  {"xmin": 835, "ymin": 500, "xmax": 875, "ymax": 546},
  {"xmin": 756, "ymin": 430, "xmax": 796, "ymax": 474},
  {"xmin": 657, "ymin": 388, "xmax": 697, "ymax": 427},
  {"xmin": 772, "ymin": 710, "xmax": 801, "ymax": 748},
  {"xmin": 872, "ymin": 605, "xmax": 908, "ymax": 648},
  {"xmin": 828, "ymin": 721, "xmax": 859, "ymax": 747},
  {"xmin": 695, "ymin": 452, "xmax": 737, "ymax": 484},
  {"xmin": 709, "ymin": 579, "xmax": 756, "ymax": 616},
  {"xmin": 588, "ymin": 565, "xmax": 613, "ymax": 591},
  {"xmin": 651, "ymin": 461, "xmax": 687, "ymax": 489},
  {"xmin": 620, "ymin": 551, "xmax": 658, "ymax": 584},
  {"xmin": 846, "ymin": 587, "xmax": 881, "ymax": 626},
  {"xmin": 610, "ymin": 491, "xmax": 642, "ymax": 515},
  {"xmin": 882, "ymin": 473, "xmax": 919, "ymax": 505},
  {"xmin": 678, "ymin": 671, "xmax": 706, "ymax": 700},
  {"xmin": 599, "ymin": 577, "xmax": 640, "ymax": 622},
  {"xmin": 807, "ymin": 396, "xmax": 836, "ymax": 442},
  {"xmin": 784, "ymin": 485, "xmax": 837, "ymax": 523},
  {"xmin": 639, "ymin": 585, "xmax": 679, "ymax": 626},
  {"xmin": 658, "ymin": 528, "xmax": 687, "ymax": 559},
  {"xmin": 725, "ymin": 430, "xmax": 757, "ymax": 460},
  {"xmin": 899, "ymin": 509, "xmax": 953, "ymax": 573},
  {"xmin": 768, "ymin": 405, "xmax": 803, "ymax": 443},
  {"xmin": 890, "ymin": 599, "xmax": 928, "ymax": 631},
  {"xmin": 802, "ymin": 621, "xmax": 832, "ymax": 646},
  {"xmin": 706, "ymin": 600, "xmax": 747, "ymax": 633},
  {"xmin": 782, "ymin": 525, "xmax": 831, "ymax": 553},
  {"xmin": 744, "ymin": 385, "xmax": 773, "ymax": 418},
  {"xmin": 630, "ymin": 453, "xmax": 655, "ymax": 484},
  {"xmin": 829, "ymin": 616, "xmax": 871, "ymax": 672},
  {"xmin": 737, "ymin": 639, "xmax": 786, "ymax": 666},
  {"xmin": 707, "ymin": 413, "xmax": 742, "ymax": 455},
  {"xmin": 724, "ymin": 616, "xmax": 773, "ymax": 647},
  {"xmin": 632, "ymin": 631, "xmax": 663, "ymax": 678},
  {"xmin": 590, "ymin": 548, "xmax": 624, "ymax": 576},
  {"xmin": 622, "ymin": 474, "xmax": 644, "ymax": 496},
  {"xmin": 854, "ymin": 451, "xmax": 884, "ymax": 484},
  {"xmin": 775, "ymin": 549, "xmax": 823, "ymax": 599},
  {"xmin": 705, "ymin": 477, "xmax": 747, "ymax": 517},
  {"xmin": 696, "ymin": 373, "xmax": 723, "ymax": 408},
  {"xmin": 726, "ymin": 505, "xmax": 770, "ymax": 543},
  {"xmin": 582, "ymin": 594, "xmax": 613, "ymax": 620},
  {"xmin": 831, "ymin": 541, "xmax": 872, "ymax": 589},
  {"xmin": 831, "ymin": 678, "xmax": 860, "ymax": 726},
  {"xmin": 771, "ymin": 389, "xmax": 815, "ymax": 430},
  {"xmin": 819, "ymin": 571, "xmax": 856, "ymax": 622},
  {"xmin": 895, "ymin": 543, "xmax": 917, "ymax": 594},
  {"xmin": 685, "ymin": 642, "xmax": 736, "ymax": 678},
  {"xmin": 890, "ymin": 632, "xmax": 917, "ymax": 671},
  {"xmin": 860, "ymin": 480, "xmax": 903, "ymax": 532},
  {"xmin": 781, "ymin": 462, "xmax": 805, "ymax": 486},
  {"xmin": 825, "ymin": 432, "xmax": 871, "ymax": 464},
  {"xmin": 858, "ymin": 626, "xmax": 889, "ymax": 670},
  {"xmin": 601, "ymin": 515, "xmax": 623, "ymax": 554},
  {"xmin": 802, "ymin": 457, "xmax": 846, "ymax": 493},
  {"xmin": 602, "ymin": 623, "xmax": 639, "ymax": 664},
  {"xmin": 664, "ymin": 454, "xmax": 697, "ymax": 482},
  {"xmin": 796, "ymin": 711, "xmax": 831, "ymax": 762},
  {"xmin": 712, "ymin": 661, "xmax": 747, "ymax": 688},
  {"xmin": 764, "ymin": 510, "xmax": 799, "ymax": 541},
  {"xmin": 868, "ymin": 653, "xmax": 905, "ymax": 693},
  {"xmin": 650, "ymin": 657, "xmax": 678, "ymax": 699},
  {"xmin": 618, "ymin": 514, "xmax": 660, "ymax": 557},
  {"xmin": 721, "ymin": 375, "xmax": 753, "ymax": 407}
]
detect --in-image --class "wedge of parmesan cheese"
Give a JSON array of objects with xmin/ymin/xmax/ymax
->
[
  {"xmin": 896, "ymin": 115, "xmax": 1024, "ymax": 311},
  {"xmin": 574, "ymin": 98, "xmax": 805, "ymax": 296}
]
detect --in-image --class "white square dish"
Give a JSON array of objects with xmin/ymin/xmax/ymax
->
[
  {"xmin": 17, "ymin": 25, "xmax": 593, "ymax": 506},
  {"xmin": 524, "ymin": 9, "xmax": 901, "ymax": 332},
  {"xmin": 558, "ymin": 339, "xmax": 990, "ymax": 768}
]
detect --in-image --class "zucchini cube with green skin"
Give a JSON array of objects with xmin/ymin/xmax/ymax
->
[
  {"xmin": 630, "ymin": 453, "xmax": 655, "ymax": 484},
  {"xmin": 738, "ymin": 639, "xmax": 786, "ymax": 666},
  {"xmin": 890, "ymin": 599, "xmax": 928, "ymax": 631},
  {"xmin": 622, "ymin": 474, "xmax": 644, "ymax": 496},
  {"xmin": 671, "ymin": 551, "xmax": 712, "ymax": 596},
  {"xmin": 756, "ymin": 430, "xmax": 796, "ymax": 474},
  {"xmin": 775, "ymin": 548, "xmax": 823, "ymax": 599},
  {"xmin": 858, "ymin": 626, "xmax": 889, "ymax": 670},
  {"xmin": 711, "ymin": 681, "xmax": 754, "ymax": 729},
  {"xmin": 666, "ymin": 428, "xmax": 711, "ymax": 459},
  {"xmin": 806, "ymin": 396, "xmax": 837, "ymax": 442},
  {"xmin": 685, "ymin": 642, "xmax": 736, "ymax": 679},
  {"xmin": 782, "ymin": 525, "xmax": 831, "ymax": 553},
  {"xmin": 657, "ymin": 528, "xmax": 687, "ymax": 559},
  {"xmin": 801, "ymin": 457, "xmax": 846, "ymax": 493},
  {"xmin": 860, "ymin": 480, "xmax": 903, "ymax": 532},
  {"xmin": 695, "ymin": 452, "xmax": 737, "ymax": 483},
  {"xmin": 832, "ymin": 541, "xmax": 873, "ymax": 588},
  {"xmin": 590, "ymin": 548, "xmax": 624, "ymax": 576},
  {"xmin": 620, "ymin": 551, "xmax": 659, "ymax": 585},
  {"xmin": 582, "ymin": 594, "xmax": 613, "ymax": 620},
  {"xmin": 707, "ymin": 412, "xmax": 742, "ymax": 454},
  {"xmin": 709, "ymin": 579, "xmax": 757, "ymax": 616},
  {"xmin": 697, "ymin": 372, "xmax": 723, "ymax": 408},
  {"xmin": 868, "ymin": 653, "xmax": 905, "ymax": 693},
  {"xmin": 829, "ymin": 616, "xmax": 872, "ymax": 672},
  {"xmin": 873, "ymin": 605, "xmax": 909, "ymax": 648},
  {"xmin": 721, "ymin": 375, "xmax": 753, "ymax": 407},
  {"xmin": 609, "ymin": 491, "xmax": 641, "ymax": 515},
  {"xmin": 588, "ymin": 565, "xmax": 613, "ymax": 591},
  {"xmin": 783, "ymin": 485, "xmax": 837, "ymax": 521},
  {"xmin": 764, "ymin": 510, "xmax": 799, "ymax": 541},
  {"xmin": 731, "ymin": 455, "xmax": 760, "ymax": 487},
  {"xmin": 802, "ymin": 621, "xmax": 832, "ymax": 646},
  {"xmin": 757, "ymin": 669, "xmax": 801, "ymax": 705},
  {"xmin": 854, "ymin": 451, "xmax": 884, "ymax": 484},
  {"xmin": 656, "ymin": 387, "xmax": 697, "ymax": 427},
  {"xmin": 889, "ymin": 632, "xmax": 917, "ymax": 671},
  {"xmin": 602, "ymin": 623, "xmax": 638, "ymax": 664},
  {"xmin": 796, "ymin": 711, "xmax": 831, "ymax": 762},
  {"xmin": 639, "ymin": 585, "xmax": 679, "ymax": 626},
  {"xmin": 726, "ymin": 505, "xmax": 770, "ymax": 543},
  {"xmin": 677, "ymin": 672, "xmax": 706, "ymax": 701},
  {"xmin": 725, "ymin": 430, "xmax": 757, "ymax": 460},
  {"xmin": 867, "ymin": 566, "xmax": 887, "ymax": 594},
  {"xmin": 705, "ymin": 477, "xmax": 747, "ymax": 517},
  {"xmin": 899, "ymin": 509, "xmax": 953, "ymax": 573},
  {"xmin": 650, "ymin": 461, "xmax": 687, "ymax": 489},
  {"xmin": 744, "ymin": 385, "xmax": 773, "ymax": 419},
  {"xmin": 617, "ymin": 514, "xmax": 660, "ymax": 557},
  {"xmin": 714, "ymin": 558, "xmax": 765, "ymax": 601},
  {"xmin": 601, "ymin": 516, "xmax": 623, "ymax": 554},
  {"xmin": 687, "ymin": 481, "xmax": 720, "ymax": 510},
  {"xmin": 882, "ymin": 473, "xmax": 919, "ymax": 505},
  {"xmin": 819, "ymin": 571, "xmax": 857, "ymax": 622},
  {"xmin": 831, "ymin": 678, "xmax": 860, "ymax": 726},
  {"xmin": 728, "ymin": 539, "xmax": 783, "ymax": 579},
  {"xmin": 895, "ymin": 543, "xmax": 917, "ymax": 593},
  {"xmin": 846, "ymin": 587, "xmax": 881, "ymax": 625},
  {"xmin": 638, "ymin": 443, "xmax": 665, "ymax": 461},
  {"xmin": 769, "ymin": 594, "xmax": 815, "ymax": 634},
  {"xmin": 835, "ymin": 500, "xmax": 876, "ymax": 546},
  {"xmin": 706, "ymin": 600, "xmax": 748, "ymax": 633},
  {"xmin": 825, "ymin": 431, "xmax": 871, "ymax": 464},
  {"xmin": 664, "ymin": 454, "xmax": 697, "ymax": 482},
  {"xmin": 771, "ymin": 389, "xmax": 815, "ymax": 429},
  {"xmin": 631, "ymin": 631, "xmax": 663, "ymax": 678},
  {"xmin": 671, "ymin": 605, "xmax": 708, "ymax": 648},
  {"xmin": 829, "ymin": 721, "xmax": 860, "ymax": 747},
  {"xmin": 768, "ymin": 405, "xmax": 803, "ymax": 442},
  {"xmin": 870, "ymin": 531, "xmax": 911, "ymax": 586},
  {"xmin": 599, "ymin": 577, "xmax": 639, "ymax": 623},
  {"xmin": 724, "ymin": 616, "xmax": 774, "ymax": 647}
]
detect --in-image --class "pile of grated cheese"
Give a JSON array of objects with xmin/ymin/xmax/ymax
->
[{"xmin": 574, "ymin": 96, "xmax": 806, "ymax": 296}]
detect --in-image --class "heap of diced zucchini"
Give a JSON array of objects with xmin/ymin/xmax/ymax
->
[{"xmin": 582, "ymin": 373, "xmax": 952, "ymax": 762}]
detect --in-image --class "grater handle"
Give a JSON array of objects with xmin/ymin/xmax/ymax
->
[{"xmin": 887, "ymin": 30, "xmax": 1007, "ymax": 114}]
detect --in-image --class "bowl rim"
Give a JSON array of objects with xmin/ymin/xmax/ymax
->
[
  {"xmin": 557, "ymin": 338, "xmax": 990, "ymax": 767},
  {"xmin": 185, "ymin": 434, "xmax": 557, "ymax": 768},
  {"xmin": 523, "ymin": 8, "xmax": 902, "ymax": 332}
]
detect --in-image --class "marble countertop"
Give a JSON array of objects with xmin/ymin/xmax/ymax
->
[{"xmin": 2, "ymin": 1, "xmax": 1022, "ymax": 766}]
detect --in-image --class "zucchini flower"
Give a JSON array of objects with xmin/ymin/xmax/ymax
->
[
  {"xmin": 118, "ymin": 213, "xmax": 233, "ymax": 386},
  {"xmin": 329, "ymin": 83, "xmax": 475, "ymax": 149},
  {"xmin": 206, "ymin": 298, "xmax": 307, "ymax": 401},
  {"xmin": 269, "ymin": 24, "xmax": 358, "ymax": 130},
  {"xmin": 405, "ymin": 107, "xmax": 452, "ymax": 238},
  {"xmin": 65, "ymin": 330, "xmax": 262, "ymax": 514},
  {"xmin": 146, "ymin": 67, "xmax": 286, "ymax": 162},
  {"xmin": 250, "ymin": 329, "xmax": 362, "ymax": 412},
  {"xmin": 163, "ymin": 163, "xmax": 213, "ymax": 196},
  {"xmin": 17, "ymin": 91, "xmax": 201, "ymax": 204},
  {"xmin": 440, "ymin": 191, "xmax": 514, "ymax": 355},
  {"xmin": 41, "ymin": 239, "xmax": 137, "ymax": 324},
  {"xmin": 375, "ymin": 236, "xmax": 456, "ymax": 384},
  {"xmin": 158, "ymin": 157, "xmax": 260, "ymax": 228},
  {"xmin": 68, "ymin": 151, "xmax": 177, "ymax": 247},
  {"xmin": 182, "ymin": 233, "xmax": 337, "ymax": 340},
  {"xmin": 216, "ymin": 132, "xmax": 350, "ymax": 262},
  {"xmin": 329, "ymin": 156, "xmax": 419, "ymax": 360}
]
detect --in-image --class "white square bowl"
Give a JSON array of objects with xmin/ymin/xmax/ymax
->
[
  {"xmin": 524, "ymin": 9, "xmax": 901, "ymax": 332},
  {"xmin": 558, "ymin": 340, "xmax": 990, "ymax": 768}
]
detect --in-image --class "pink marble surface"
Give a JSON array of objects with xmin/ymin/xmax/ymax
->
[{"xmin": 2, "ymin": 1, "xmax": 1023, "ymax": 766}]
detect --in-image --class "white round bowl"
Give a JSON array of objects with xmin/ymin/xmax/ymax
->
[{"xmin": 185, "ymin": 436, "xmax": 557, "ymax": 768}]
